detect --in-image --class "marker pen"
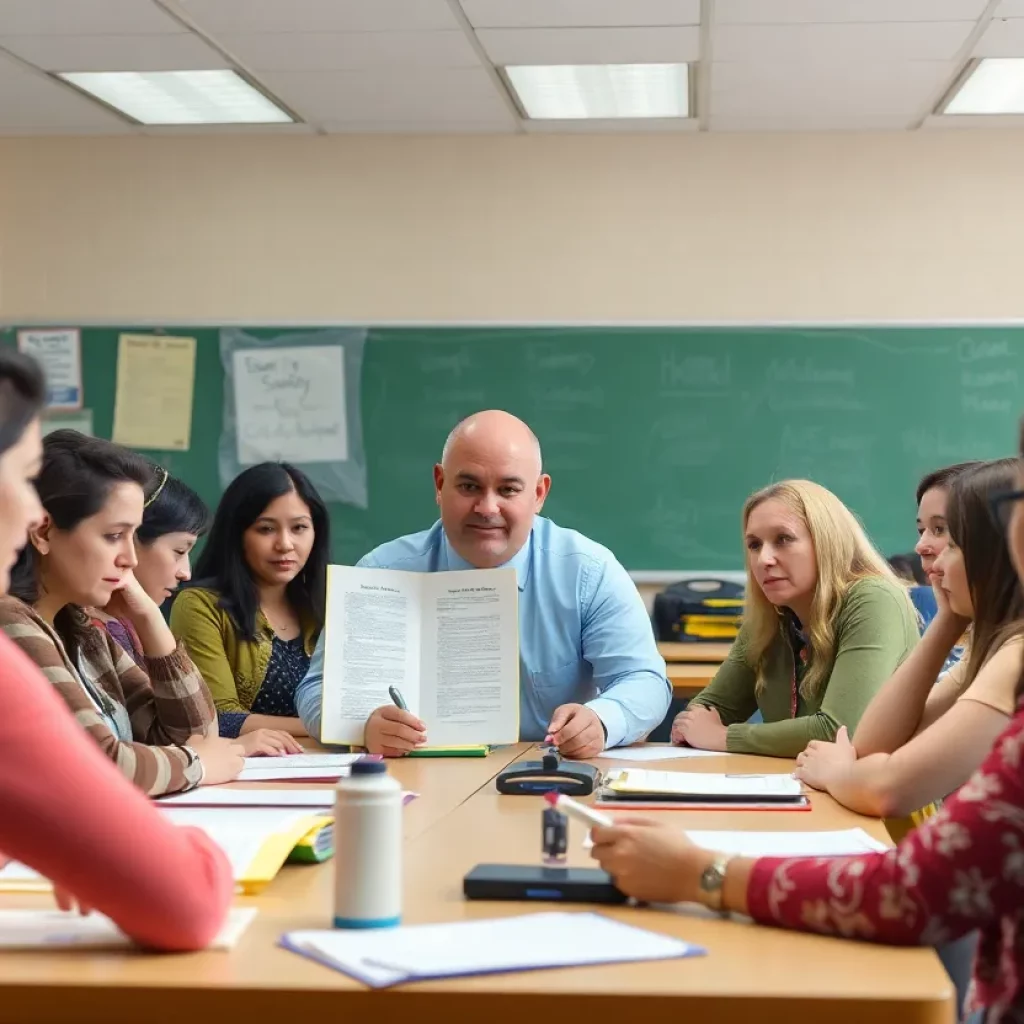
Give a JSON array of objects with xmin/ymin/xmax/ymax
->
[{"xmin": 543, "ymin": 791, "xmax": 614, "ymax": 829}]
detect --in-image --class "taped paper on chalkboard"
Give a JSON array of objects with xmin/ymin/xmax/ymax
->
[{"xmin": 219, "ymin": 328, "xmax": 368, "ymax": 508}]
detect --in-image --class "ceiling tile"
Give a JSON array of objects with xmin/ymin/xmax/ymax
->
[
  {"xmin": 713, "ymin": 22, "xmax": 976, "ymax": 63},
  {"xmin": 996, "ymin": 0, "xmax": 1024, "ymax": 15},
  {"xmin": 975, "ymin": 18, "xmax": 1024, "ymax": 56},
  {"xmin": 320, "ymin": 118, "xmax": 516, "ymax": 133},
  {"xmin": 716, "ymin": 0, "xmax": 989, "ymax": 23},
  {"xmin": 923, "ymin": 110, "xmax": 1024, "ymax": 126},
  {"xmin": 259, "ymin": 67, "xmax": 516, "ymax": 123},
  {"xmin": 220, "ymin": 30, "xmax": 481, "ymax": 71},
  {"xmin": 0, "ymin": 0, "xmax": 184, "ymax": 35},
  {"xmin": 711, "ymin": 60, "xmax": 953, "ymax": 116},
  {"xmin": 0, "ymin": 33, "xmax": 229, "ymax": 71},
  {"xmin": 711, "ymin": 112, "xmax": 913, "ymax": 131},
  {"xmin": 0, "ymin": 53, "xmax": 130, "ymax": 128},
  {"xmin": 524, "ymin": 116, "xmax": 699, "ymax": 132},
  {"xmin": 177, "ymin": 0, "xmax": 459, "ymax": 33},
  {"xmin": 462, "ymin": 0, "xmax": 701, "ymax": 28},
  {"xmin": 478, "ymin": 26, "xmax": 700, "ymax": 65}
]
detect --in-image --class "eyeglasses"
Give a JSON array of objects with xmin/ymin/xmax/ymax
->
[{"xmin": 989, "ymin": 489, "xmax": 1024, "ymax": 531}]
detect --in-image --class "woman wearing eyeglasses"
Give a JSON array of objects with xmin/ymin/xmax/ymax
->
[{"xmin": 590, "ymin": 448, "xmax": 1024, "ymax": 1022}]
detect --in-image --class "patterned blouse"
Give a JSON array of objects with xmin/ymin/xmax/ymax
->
[
  {"xmin": 747, "ymin": 703, "xmax": 1024, "ymax": 1022},
  {"xmin": 219, "ymin": 635, "xmax": 310, "ymax": 739}
]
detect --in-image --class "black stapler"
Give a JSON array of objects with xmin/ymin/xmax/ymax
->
[{"xmin": 496, "ymin": 749, "xmax": 601, "ymax": 796}]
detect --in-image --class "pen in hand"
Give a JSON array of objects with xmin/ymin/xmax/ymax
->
[{"xmin": 388, "ymin": 686, "xmax": 408, "ymax": 712}]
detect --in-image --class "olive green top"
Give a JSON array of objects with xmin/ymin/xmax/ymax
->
[{"xmin": 688, "ymin": 577, "xmax": 919, "ymax": 757}]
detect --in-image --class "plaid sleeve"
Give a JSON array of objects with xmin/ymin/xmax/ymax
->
[{"xmin": 1, "ymin": 617, "xmax": 200, "ymax": 797}]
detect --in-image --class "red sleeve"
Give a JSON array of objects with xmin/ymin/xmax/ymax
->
[
  {"xmin": 747, "ymin": 707, "xmax": 1024, "ymax": 947},
  {"xmin": 0, "ymin": 633, "xmax": 234, "ymax": 950}
]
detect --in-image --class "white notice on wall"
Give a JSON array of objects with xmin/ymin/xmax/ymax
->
[
  {"xmin": 17, "ymin": 329, "xmax": 82, "ymax": 410},
  {"xmin": 233, "ymin": 346, "xmax": 348, "ymax": 465}
]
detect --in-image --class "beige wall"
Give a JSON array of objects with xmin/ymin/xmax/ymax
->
[{"xmin": 1, "ymin": 130, "xmax": 1024, "ymax": 324}]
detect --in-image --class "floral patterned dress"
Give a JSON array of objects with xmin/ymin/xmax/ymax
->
[{"xmin": 747, "ymin": 704, "xmax": 1024, "ymax": 1022}]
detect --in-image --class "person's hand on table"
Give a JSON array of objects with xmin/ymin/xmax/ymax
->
[
  {"xmin": 546, "ymin": 704, "xmax": 605, "ymax": 759},
  {"xmin": 671, "ymin": 705, "xmax": 728, "ymax": 751},
  {"xmin": 188, "ymin": 734, "xmax": 245, "ymax": 786},
  {"xmin": 237, "ymin": 729, "xmax": 304, "ymax": 757},
  {"xmin": 794, "ymin": 725, "xmax": 856, "ymax": 791},
  {"xmin": 589, "ymin": 817, "xmax": 710, "ymax": 903},
  {"xmin": 364, "ymin": 705, "xmax": 427, "ymax": 757}
]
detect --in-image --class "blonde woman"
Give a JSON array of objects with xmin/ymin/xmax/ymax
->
[{"xmin": 672, "ymin": 480, "xmax": 919, "ymax": 757}]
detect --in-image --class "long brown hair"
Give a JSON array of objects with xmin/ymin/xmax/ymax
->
[{"xmin": 946, "ymin": 458, "xmax": 1024, "ymax": 688}]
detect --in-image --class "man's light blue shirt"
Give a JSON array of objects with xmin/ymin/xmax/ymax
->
[{"xmin": 295, "ymin": 516, "xmax": 670, "ymax": 748}]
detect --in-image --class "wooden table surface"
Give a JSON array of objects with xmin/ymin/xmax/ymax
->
[
  {"xmin": 0, "ymin": 744, "xmax": 954, "ymax": 1024},
  {"xmin": 659, "ymin": 642, "xmax": 733, "ymax": 663}
]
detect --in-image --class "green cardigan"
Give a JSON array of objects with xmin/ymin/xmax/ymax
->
[
  {"xmin": 688, "ymin": 577, "xmax": 919, "ymax": 757},
  {"xmin": 169, "ymin": 587, "xmax": 318, "ymax": 715}
]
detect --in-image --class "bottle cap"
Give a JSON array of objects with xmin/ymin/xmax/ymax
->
[{"xmin": 351, "ymin": 760, "xmax": 388, "ymax": 775}]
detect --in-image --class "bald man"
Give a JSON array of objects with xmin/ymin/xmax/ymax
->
[{"xmin": 295, "ymin": 410, "xmax": 670, "ymax": 758}]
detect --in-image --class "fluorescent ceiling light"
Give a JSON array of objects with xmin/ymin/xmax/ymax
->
[
  {"xmin": 57, "ymin": 70, "xmax": 293, "ymax": 125},
  {"xmin": 506, "ymin": 63, "xmax": 689, "ymax": 120},
  {"xmin": 944, "ymin": 58, "xmax": 1024, "ymax": 115}
]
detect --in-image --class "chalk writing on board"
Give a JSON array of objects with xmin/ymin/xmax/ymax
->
[
  {"xmin": 961, "ymin": 368, "xmax": 1019, "ymax": 389},
  {"xmin": 233, "ymin": 346, "xmax": 348, "ymax": 465},
  {"xmin": 419, "ymin": 350, "xmax": 473, "ymax": 377},
  {"xmin": 526, "ymin": 346, "xmax": 595, "ymax": 375},
  {"xmin": 421, "ymin": 389, "xmax": 487, "ymax": 409},
  {"xmin": 766, "ymin": 359, "xmax": 855, "ymax": 387},
  {"xmin": 901, "ymin": 428, "xmax": 979, "ymax": 461},
  {"xmin": 639, "ymin": 496, "xmax": 736, "ymax": 561},
  {"xmin": 768, "ymin": 393, "xmax": 867, "ymax": 413},
  {"xmin": 962, "ymin": 394, "xmax": 1013, "ymax": 415},
  {"xmin": 648, "ymin": 414, "xmax": 721, "ymax": 468},
  {"xmin": 660, "ymin": 351, "xmax": 731, "ymax": 390},
  {"xmin": 531, "ymin": 386, "xmax": 605, "ymax": 411},
  {"xmin": 958, "ymin": 337, "xmax": 1011, "ymax": 363}
]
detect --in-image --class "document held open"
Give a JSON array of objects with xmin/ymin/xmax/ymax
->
[{"xmin": 320, "ymin": 565, "xmax": 520, "ymax": 747}]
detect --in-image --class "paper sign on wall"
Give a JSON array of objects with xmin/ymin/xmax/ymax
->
[
  {"xmin": 112, "ymin": 334, "xmax": 196, "ymax": 451},
  {"xmin": 233, "ymin": 345, "xmax": 348, "ymax": 465},
  {"xmin": 17, "ymin": 329, "xmax": 82, "ymax": 410}
]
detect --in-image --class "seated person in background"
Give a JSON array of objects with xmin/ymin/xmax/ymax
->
[
  {"xmin": 888, "ymin": 550, "xmax": 937, "ymax": 626},
  {"xmin": 672, "ymin": 479, "xmax": 918, "ymax": 757},
  {"xmin": 0, "ymin": 350, "xmax": 233, "ymax": 951},
  {"xmin": 588, "ymin": 424, "xmax": 1024, "ymax": 1024},
  {"xmin": 94, "ymin": 464, "xmax": 209, "ymax": 668},
  {"xmin": 171, "ymin": 463, "xmax": 328, "ymax": 755},
  {"xmin": 795, "ymin": 459, "xmax": 1023, "ymax": 819},
  {"xmin": 296, "ymin": 409, "xmax": 670, "ymax": 758},
  {"xmin": 0, "ymin": 430, "xmax": 243, "ymax": 795}
]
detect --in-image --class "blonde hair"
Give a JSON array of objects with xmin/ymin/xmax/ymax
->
[{"xmin": 742, "ymin": 480, "xmax": 911, "ymax": 697}]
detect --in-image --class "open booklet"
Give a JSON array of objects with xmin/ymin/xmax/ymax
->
[{"xmin": 319, "ymin": 565, "xmax": 520, "ymax": 749}]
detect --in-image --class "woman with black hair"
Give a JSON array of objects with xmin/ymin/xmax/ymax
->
[
  {"xmin": 95, "ymin": 466, "xmax": 210, "ymax": 668},
  {"xmin": 171, "ymin": 462, "xmax": 329, "ymax": 755},
  {"xmin": 0, "ymin": 350, "xmax": 233, "ymax": 950}
]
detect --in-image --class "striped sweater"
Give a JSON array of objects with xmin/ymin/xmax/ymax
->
[{"xmin": 0, "ymin": 596, "xmax": 215, "ymax": 796}]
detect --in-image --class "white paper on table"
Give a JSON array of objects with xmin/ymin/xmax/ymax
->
[
  {"xmin": 684, "ymin": 828, "xmax": 889, "ymax": 858},
  {"xmin": 158, "ymin": 788, "xmax": 336, "ymax": 809},
  {"xmin": 241, "ymin": 754, "xmax": 361, "ymax": 770},
  {"xmin": 281, "ymin": 912, "xmax": 704, "ymax": 988},
  {"xmin": 237, "ymin": 766, "xmax": 352, "ymax": 782},
  {"xmin": 608, "ymin": 770, "xmax": 803, "ymax": 798},
  {"xmin": 0, "ymin": 907, "xmax": 257, "ymax": 950},
  {"xmin": 594, "ymin": 746, "xmax": 732, "ymax": 762}
]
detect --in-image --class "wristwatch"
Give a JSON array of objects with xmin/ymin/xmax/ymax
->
[
  {"xmin": 181, "ymin": 745, "xmax": 205, "ymax": 790},
  {"xmin": 698, "ymin": 854, "xmax": 734, "ymax": 912}
]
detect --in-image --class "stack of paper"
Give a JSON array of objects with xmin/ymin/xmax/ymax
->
[
  {"xmin": 282, "ymin": 912, "xmax": 704, "ymax": 988},
  {"xmin": 158, "ymin": 788, "xmax": 419, "ymax": 810},
  {"xmin": 683, "ymin": 828, "xmax": 888, "ymax": 857},
  {"xmin": 597, "ymin": 769, "xmax": 808, "ymax": 809},
  {"xmin": 0, "ymin": 907, "xmax": 257, "ymax": 950},
  {"xmin": 237, "ymin": 753, "xmax": 362, "ymax": 782}
]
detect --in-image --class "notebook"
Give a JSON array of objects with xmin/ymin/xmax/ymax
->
[
  {"xmin": 281, "ymin": 911, "xmax": 704, "ymax": 988},
  {"xmin": 237, "ymin": 753, "xmax": 364, "ymax": 782},
  {"xmin": 596, "ymin": 769, "xmax": 810, "ymax": 810},
  {"xmin": 406, "ymin": 745, "xmax": 489, "ymax": 758},
  {"xmin": 683, "ymin": 828, "xmax": 889, "ymax": 858},
  {"xmin": 0, "ymin": 808, "xmax": 333, "ymax": 895},
  {"xmin": 0, "ymin": 907, "xmax": 258, "ymax": 950},
  {"xmin": 158, "ymin": 788, "xmax": 420, "ymax": 811}
]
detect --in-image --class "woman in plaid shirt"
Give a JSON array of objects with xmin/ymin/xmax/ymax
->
[{"xmin": 1, "ymin": 430, "xmax": 243, "ymax": 795}]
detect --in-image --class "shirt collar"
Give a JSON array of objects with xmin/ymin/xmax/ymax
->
[{"xmin": 440, "ymin": 528, "xmax": 532, "ymax": 591}]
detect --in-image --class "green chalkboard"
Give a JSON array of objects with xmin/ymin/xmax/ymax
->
[{"xmin": 3, "ymin": 325, "xmax": 1021, "ymax": 570}]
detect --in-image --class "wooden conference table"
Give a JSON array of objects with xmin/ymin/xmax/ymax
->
[{"xmin": 0, "ymin": 744, "xmax": 953, "ymax": 1024}]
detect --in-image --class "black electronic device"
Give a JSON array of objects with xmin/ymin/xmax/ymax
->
[
  {"xmin": 496, "ymin": 751, "xmax": 600, "ymax": 796},
  {"xmin": 463, "ymin": 864, "xmax": 627, "ymax": 904}
]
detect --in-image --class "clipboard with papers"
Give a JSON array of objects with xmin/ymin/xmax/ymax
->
[{"xmin": 594, "ymin": 769, "xmax": 811, "ymax": 811}]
